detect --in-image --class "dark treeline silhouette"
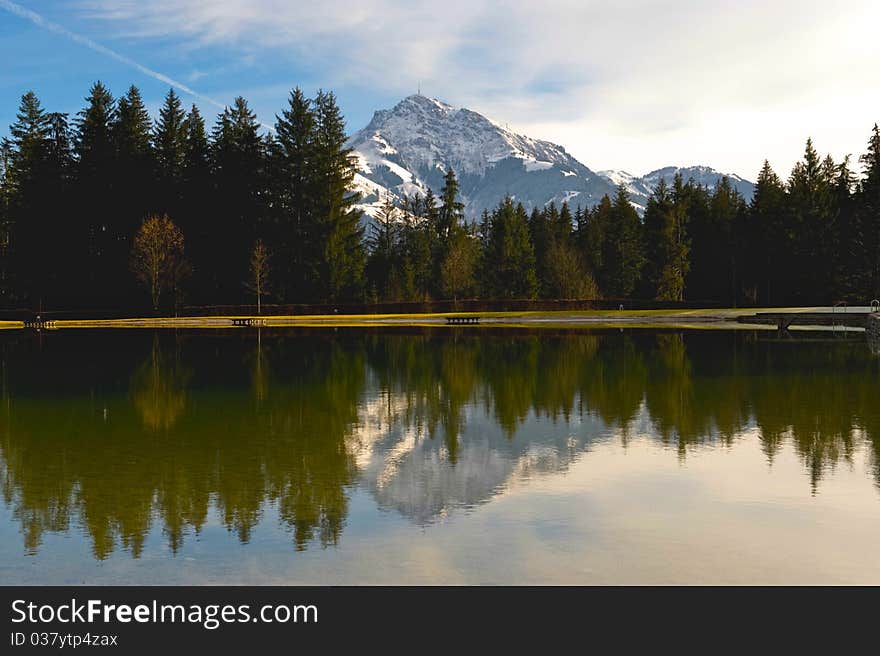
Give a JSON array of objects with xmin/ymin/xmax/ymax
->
[
  {"xmin": 0, "ymin": 84, "xmax": 364, "ymax": 311},
  {"xmin": 2, "ymin": 83, "xmax": 879, "ymax": 310},
  {"xmin": 2, "ymin": 328, "xmax": 880, "ymax": 557}
]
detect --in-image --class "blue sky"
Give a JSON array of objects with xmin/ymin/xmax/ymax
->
[
  {"xmin": 0, "ymin": 0, "xmax": 393, "ymax": 139},
  {"xmin": 2, "ymin": 0, "xmax": 879, "ymax": 177}
]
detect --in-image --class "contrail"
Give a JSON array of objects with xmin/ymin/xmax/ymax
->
[{"xmin": 0, "ymin": 0, "xmax": 226, "ymax": 111}]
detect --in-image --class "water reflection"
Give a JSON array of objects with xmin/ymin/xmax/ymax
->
[{"xmin": 1, "ymin": 328, "xmax": 879, "ymax": 560}]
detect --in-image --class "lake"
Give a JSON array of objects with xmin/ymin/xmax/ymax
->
[{"xmin": 2, "ymin": 327, "xmax": 880, "ymax": 584}]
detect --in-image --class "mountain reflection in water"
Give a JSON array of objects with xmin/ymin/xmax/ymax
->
[{"xmin": 1, "ymin": 328, "xmax": 879, "ymax": 562}]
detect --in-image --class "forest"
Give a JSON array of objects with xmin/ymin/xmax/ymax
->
[{"xmin": 1, "ymin": 82, "xmax": 879, "ymax": 312}]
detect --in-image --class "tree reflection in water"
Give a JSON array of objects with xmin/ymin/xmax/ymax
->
[{"xmin": 1, "ymin": 328, "xmax": 879, "ymax": 558}]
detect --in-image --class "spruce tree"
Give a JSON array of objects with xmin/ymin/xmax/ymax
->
[
  {"xmin": 313, "ymin": 90, "xmax": 364, "ymax": 302},
  {"xmin": 583, "ymin": 196, "xmax": 611, "ymax": 294},
  {"xmin": 787, "ymin": 139, "xmax": 835, "ymax": 302},
  {"xmin": 483, "ymin": 197, "xmax": 538, "ymax": 299},
  {"xmin": 400, "ymin": 193, "xmax": 435, "ymax": 301},
  {"xmin": 113, "ymin": 86, "xmax": 154, "ymax": 298},
  {"xmin": 539, "ymin": 201, "xmax": 594, "ymax": 299},
  {"xmin": 153, "ymin": 89, "xmax": 187, "ymax": 216},
  {"xmin": 7, "ymin": 91, "xmax": 51, "ymax": 303},
  {"xmin": 0, "ymin": 140, "xmax": 11, "ymax": 303},
  {"xmin": 603, "ymin": 185, "xmax": 645, "ymax": 298},
  {"xmin": 684, "ymin": 179, "xmax": 727, "ymax": 303},
  {"xmin": 115, "ymin": 86, "xmax": 152, "ymax": 161},
  {"xmin": 643, "ymin": 178, "xmax": 690, "ymax": 301},
  {"xmin": 746, "ymin": 160, "xmax": 788, "ymax": 305},
  {"xmin": 830, "ymin": 157, "xmax": 856, "ymax": 299},
  {"xmin": 41, "ymin": 111, "xmax": 74, "ymax": 305},
  {"xmin": 180, "ymin": 104, "xmax": 211, "ymax": 301},
  {"xmin": 366, "ymin": 195, "xmax": 400, "ymax": 301},
  {"xmin": 210, "ymin": 97, "xmax": 268, "ymax": 302},
  {"xmin": 437, "ymin": 169, "xmax": 464, "ymax": 245},
  {"xmin": 556, "ymin": 202, "xmax": 573, "ymax": 243},
  {"xmin": 710, "ymin": 178, "xmax": 746, "ymax": 304},
  {"xmin": 74, "ymin": 81, "xmax": 116, "ymax": 305},
  {"xmin": 271, "ymin": 88, "xmax": 316, "ymax": 300},
  {"xmin": 857, "ymin": 124, "xmax": 880, "ymax": 299}
]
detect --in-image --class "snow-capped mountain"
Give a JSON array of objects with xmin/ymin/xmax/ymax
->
[
  {"xmin": 347, "ymin": 95, "xmax": 754, "ymax": 219},
  {"xmin": 347, "ymin": 94, "xmax": 616, "ymax": 218},
  {"xmin": 598, "ymin": 166, "xmax": 756, "ymax": 213}
]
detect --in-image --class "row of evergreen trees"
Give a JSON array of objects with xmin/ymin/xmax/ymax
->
[
  {"xmin": 2, "ymin": 81, "xmax": 879, "ymax": 310},
  {"xmin": 368, "ymin": 129, "xmax": 880, "ymax": 306},
  {"xmin": 0, "ymin": 83, "xmax": 364, "ymax": 309},
  {"xmin": 368, "ymin": 132, "xmax": 880, "ymax": 306}
]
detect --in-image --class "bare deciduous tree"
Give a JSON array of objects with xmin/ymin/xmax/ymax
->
[
  {"xmin": 130, "ymin": 214, "xmax": 187, "ymax": 312},
  {"xmin": 245, "ymin": 239, "xmax": 270, "ymax": 314}
]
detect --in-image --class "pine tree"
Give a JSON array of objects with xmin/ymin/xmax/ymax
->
[
  {"xmin": 603, "ymin": 186, "xmax": 645, "ymax": 298},
  {"xmin": 437, "ymin": 169, "xmax": 464, "ymax": 245},
  {"xmin": 74, "ymin": 81, "xmax": 116, "ymax": 305},
  {"xmin": 787, "ymin": 139, "xmax": 835, "ymax": 302},
  {"xmin": 153, "ymin": 89, "xmax": 187, "ymax": 215},
  {"xmin": 536, "ymin": 201, "xmax": 594, "ymax": 299},
  {"xmin": 0, "ymin": 139, "xmax": 11, "ymax": 302},
  {"xmin": 556, "ymin": 202, "xmax": 573, "ymax": 243},
  {"xmin": 313, "ymin": 90, "xmax": 364, "ymax": 301},
  {"xmin": 41, "ymin": 112, "xmax": 74, "ymax": 304},
  {"xmin": 581, "ymin": 196, "xmax": 611, "ymax": 294},
  {"xmin": 643, "ymin": 177, "xmax": 690, "ymax": 301},
  {"xmin": 712, "ymin": 177, "xmax": 747, "ymax": 304},
  {"xmin": 366, "ymin": 194, "xmax": 400, "ymax": 301},
  {"xmin": 685, "ymin": 178, "xmax": 735, "ymax": 303},
  {"xmin": 115, "ymin": 86, "xmax": 152, "ymax": 161},
  {"xmin": 399, "ymin": 193, "xmax": 435, "ymax": 301},
  {"xmin": 112, "ymin": 86, "xmax": 154, "ymax": 299},
  {"xmin": 746, "ymin": 160, "xmax": 788, "ymax": 305},
  {"xmin": 210, "ymin": 97, "xmax": 268, "ymax": 302},
  {"xmin": 535, "ymin": 198, "xmax": 557, "ymax": 290},
  {"xmin": 856, "ymin": 124, "xmax": 880, "ymax": 299},
  {"xmin": 483, "ymin": 197, "xmax": 538, "ymax": 299},
  {"xmin": 183, "ymin": 105, "xmax": 210, "ymax": 176},
  {"xmin": 270, "ymin": 88, "xmax": 316, "ymax": 300},
  {"xmin": 830, "ymin": 156, "xmax": 857, "ymax": 299},
  {"xmin": 180, "ymin": 104, "xmax": 211, "ymax": 301},
  {"xmin": 7, "ymin": 91, "xmax": 51, "ymax": 303}
]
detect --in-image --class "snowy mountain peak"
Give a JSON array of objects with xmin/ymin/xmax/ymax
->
[
  {"xmin": 347, "ymin": 95, "xmax": 755, "ymax": 220},
  {"xmin": 640, "ymin": 166, "xmax": 755, "ymax": 197},
  {"xmin": 352, "ymin": 94, "xmax": 574, "ymax": 178},
  {"xmin": 348, "ymin": 95, "xmax": 612, "ymax": 218}
]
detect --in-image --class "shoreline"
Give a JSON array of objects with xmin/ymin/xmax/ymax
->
[{"xmin": 1, "ymin": 307, "xmax": 873, "ymax": 331}]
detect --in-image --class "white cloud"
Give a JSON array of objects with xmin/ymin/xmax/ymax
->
[{"xmin": 77, "ymin": 0, "xmax": 880, "ymax": 177}]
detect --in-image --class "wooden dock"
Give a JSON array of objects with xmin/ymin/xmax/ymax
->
[{"xmin": 737, "ymin": 311, "xmax": 871, "ymax": 330}]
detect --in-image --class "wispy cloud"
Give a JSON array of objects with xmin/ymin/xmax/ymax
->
[
  {"xmin": 0, "ymin": 0, "xmax": 226, "ymax": 110},
  {"xmin": 38, "ymin": 1, "xmax": 880, "ymax": 174}
]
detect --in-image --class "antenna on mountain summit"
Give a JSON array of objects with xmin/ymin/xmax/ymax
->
[{"xmin": 418, "ymin": 81, "xmax": 421, "ymax": 95}]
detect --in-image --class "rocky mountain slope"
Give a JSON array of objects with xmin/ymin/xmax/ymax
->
[{"xmin": 347, "ymin": 95, "xmax": 754, "ymax": 219}]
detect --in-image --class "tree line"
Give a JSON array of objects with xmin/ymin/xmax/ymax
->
[
  {"xmin": 2, "ymin": 82, "xmax": 879, "ymax": 311},
  {"xmin": 369, "ymin": 131, "xmax": 880, "ymax": 306},
  {"xmin": 0, "ymin": 83, "xmax": 363, "ymax": 311}
]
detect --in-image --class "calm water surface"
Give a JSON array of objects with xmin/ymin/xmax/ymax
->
[{"xmin": 2, "ymin": 328, "xmax": 880, "ymax": 584}]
